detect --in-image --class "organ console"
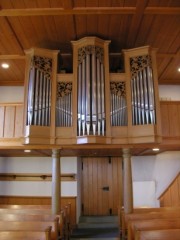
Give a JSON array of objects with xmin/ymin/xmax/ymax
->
[{"xmin": 23, "ymin": 37, "xmax": 161, "ymax": 145}]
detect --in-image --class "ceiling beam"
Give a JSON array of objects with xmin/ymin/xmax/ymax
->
[
  {"xmin": 0, "ymin": 81, "xmax": 24, "ymax": 86},
  {"xmin": 145, "ymin": 7, "xmax": 180, "ymax": 15},
  {"xmin": 0, "ymin": 55, "xmax": 25, "ymax": 60},
  {"xmin": 0, "ymin": 7, "xmax": 179, "ymax": 17},
  {"xmin": 158, "ymin": 79, "xmax": 180, "ymax": 85}
]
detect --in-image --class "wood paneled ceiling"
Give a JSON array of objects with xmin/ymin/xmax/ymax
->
[{"xmin": 0, "ymin": 0, "xmax": 180, "ymax": 86}]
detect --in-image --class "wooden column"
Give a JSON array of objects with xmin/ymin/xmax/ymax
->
[
  {"xmin": 122, "ymin": 148, "xmax": 133, "ymax": 213},
  {"xmin": 52, "ymin": 149, "xmax": 61, "ymax": 214}
]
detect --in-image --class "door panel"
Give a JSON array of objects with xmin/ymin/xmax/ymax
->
[{"xmin": 81, "ymin": 157, "xmax": 122, "ymax": 216}]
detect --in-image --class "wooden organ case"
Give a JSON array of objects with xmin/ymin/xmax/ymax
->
[{"xmin": 23, "ymin": 37, "xmax": 161, "ymax": 145}]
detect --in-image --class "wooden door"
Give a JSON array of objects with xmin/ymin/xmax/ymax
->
[{"xmin": 81, "ymin": 157, "xmax": 122, "ymax": 216}]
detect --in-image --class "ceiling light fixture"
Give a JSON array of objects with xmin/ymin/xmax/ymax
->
[
  {"xmin": 24, "ymin": 149, "xmax": 31, "ymax": 153},
  {"xmin": 178, "ymin": 67, "xmax": 180, "ymax": 72},
  {"xmin": 152, "ymin": 148, "xmax": 159, "ymax": 152},
  {"xmin": 1, "ymin": 63, "xmax": 10, "ymax": 69}
]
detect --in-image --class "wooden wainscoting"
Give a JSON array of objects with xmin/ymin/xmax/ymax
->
[
  {"xmin": 0, "ymin": 103, "xmax": 23, "ymax": 145},
  {"xmin": 160, "ymin": 101, "xmax": 180, "ymax": 145},
  {"xmin": 158, "ymin": 172, "xmax": 180, "ymax": 207},
  {"xmin": 0, "ymin": 196, "xmax": 77, "ymax": 226}
]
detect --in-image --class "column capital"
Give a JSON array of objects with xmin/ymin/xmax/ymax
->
[
  {"xmin": 52, "ymin": 149, "xmax": 61, "ymax": 158},
  {"xmin": 122, "ymin": 148, "xmax": 131, "ymax": 158}
]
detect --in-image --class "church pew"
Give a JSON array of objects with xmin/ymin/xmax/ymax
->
[
  {"xmin": 128, "ymin": 218, "xmax": 180, "ymax": 240},
  {"xmin": 0, "ymin": 204, "xmax": 52, "ymax": 209},
  {"xmin": 120, "ymin": 206, "xmax": 180, "ymax": 233},
  {"xmin": 0, "ymin": 203, "xmax": 72, "ymax": 237},
  {"xmin": 135, "ymin": 229, "xmax": 180, "ymax": 240},
  {"xmin": 0, "ymin": 208, "xmax": 68, "ymax": 239},
  {"xmin": 122, "ymin": 210, "xmax": 180, "ymax": 238},
  {"xmin": 0, "ymin": 226, "xmax": 51, "ymax": 240},
  {"xmin": 0, "ymin": 220, "xmax": 58, "ymax": 240}
]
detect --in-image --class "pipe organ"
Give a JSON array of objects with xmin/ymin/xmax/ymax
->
[{"xmin": 24, "ymin": 37, "xmax": 161, "ymax": 145}]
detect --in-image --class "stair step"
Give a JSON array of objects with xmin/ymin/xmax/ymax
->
[
  {"xmin": 70, "ymin": 227, "xmax": 119, "ymax": 239},
  {"xmin": 79, "ymin": 216, "xmax": 118, "ymax": 223},
  {"xmin": 70, "ymin": 237, "xmax": 119, "ymax": 240},
  {"xmin": 78, "ymin": 222, "xmax": 118, "ymax": 229}
]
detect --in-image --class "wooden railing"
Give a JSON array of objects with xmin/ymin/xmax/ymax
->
[
  {"xmin": 0, "ymin": 173, "xmax": 76, "ymax": 181},
  {"xmin": 158, "ymin": 172, "xmax": 180, "ymax": 207}
]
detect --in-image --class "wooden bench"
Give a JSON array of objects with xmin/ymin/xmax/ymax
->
[
  {"xmin": 0, "ymin": 220, "xmax": 58, "ymax": 240},
  {"xmin": 120, "ymin": 206, "xmax": 180, "ymax": 233},
  {"xmin": 0, "ymin": 226, "xmax": 51, "ymax": 240},
  {"xmin": 0, "ymin": 203, "xmax": 72, "ymax": 239},
  {"xmin": 0, "ymin": 209, "xmax": 67, "ymax": 239},
  {"xmin": 122, "ymin": 210, "xmax": 180, "ymax": 238},
  {"xmin": 128, "ymin": 218, "xmax": 180, "ymax": 240},
  {"xmin": 135, "ymin": 228, "xmax": 180, "ymax": 240},
  {"xmin": 0, "ymin": 203, "xmax": 72, "ymax": 237}
]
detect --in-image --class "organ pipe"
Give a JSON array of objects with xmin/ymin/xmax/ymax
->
[
  {"xmin": 130, "ymin": 55, "xmax": 156, "ymax": 125},
  {"xmin": 110, "ymin": 82, "xmax": 127, "ymax": 126},
  {"xmin": 77, "ymin": 46, "xmax": 105, "ymax": 136},
  {"xmin": 56, "ymin": 82, "xmax": 72, "ymax": 127},
  {"xmin": 27, "ymin": 55, "xmax": 52, "ymax": 126}
]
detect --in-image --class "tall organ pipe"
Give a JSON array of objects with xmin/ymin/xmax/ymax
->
[
  {"xmin": 77, "ymin": 45, "xmax": 105, "ymax": 136},
  {"xmin": 130, "ymin": 55, "xmax": 156, "ymax": 125},
  {"xmin": 27, "ymin": 55, "xmax": 52, "ymax": 126}
]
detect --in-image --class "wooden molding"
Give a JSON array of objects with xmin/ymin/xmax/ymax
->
[
  {"xmin": 0, "ymin": 7, "xmax": 179, "ymax": 17},
  {"xmin": 0, "ymin": 173, "xmax": 76, "ymax": 181}
]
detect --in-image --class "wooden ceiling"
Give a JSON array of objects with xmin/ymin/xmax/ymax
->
[{"xmin": 0, "ymin": 0, "xmax": 180, "ymax": 86}]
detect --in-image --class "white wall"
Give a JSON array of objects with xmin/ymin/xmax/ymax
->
[
  {"xmin": 159, "ymin": 85, "xmax": 180, "ymax": 101},
  {"xmin": 0, "ymin": 86, "xmax": 24, "ymax": 103},
  {"xmin": 0, "ymin": 156, "xmax": 77, "ymax": 197},
  {"xmin": 132, "ymin": 152, "xmax": 180, "ymax": 207}
]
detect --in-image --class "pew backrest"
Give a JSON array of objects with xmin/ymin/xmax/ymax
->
[
  {"xmin": 128, "ymin": 218, "xmax": 180, "ymax": 240},
  {"xmin": 0, "ymin": 220, "xmax": 58, "ymax": 240},
  {"xmin": 0, "ymin": 226, "xmax": 51, "ymax": 240},
  {"xmin": 135, "ymin": 229, "xmax": 180, "ymax": 240},
  {"xmin": 122, "ymin": 211, "xmax": 180, "ymax": 238}
]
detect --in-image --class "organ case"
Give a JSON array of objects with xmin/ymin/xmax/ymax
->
[{"xmin": 23, "ymin": 38, "xmax": 161, "ymax": 145}]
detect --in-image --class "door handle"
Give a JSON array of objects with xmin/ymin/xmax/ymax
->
[{"xmin": 102, "ymin": 186, "xmax": 109, "ymax": 191}]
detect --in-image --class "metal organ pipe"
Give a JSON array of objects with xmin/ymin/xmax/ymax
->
[
  {"xmin": 77, "ymin": 46, "xmax": 105, "ymax": 136},
  {"xmin": 56, "ymin": 82, "xmax": 72, "ymax": 127},
  {"xmin": 110, "ymin": 82, "xmax": 127, "ymax": 127},
  {"xmin": 27, "ymin": 55, "xmax": 52, "ymax": 127},
  {"xmin": 130, "ymin": 55, "xmax": 156, "ymax": 125},
  {"xmin": 27, "ymin": 68, "xmax": 51, "ymax": 126}
]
